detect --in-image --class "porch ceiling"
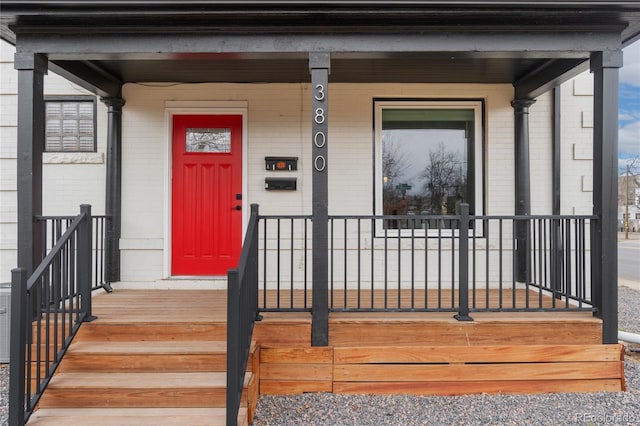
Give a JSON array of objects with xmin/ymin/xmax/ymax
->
[{"xmin": 51, "ymin": 54, "xmax": 550, "ymax": 85}]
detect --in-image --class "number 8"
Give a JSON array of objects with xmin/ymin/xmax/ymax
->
[{"xmin": 315, "ymin": 108, "xmax": 325, "ymax": 124}]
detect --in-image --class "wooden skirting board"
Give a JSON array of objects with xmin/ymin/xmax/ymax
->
[{"xmin": 259, "ymin": 344, "xmax": 625, "ymax": 396}]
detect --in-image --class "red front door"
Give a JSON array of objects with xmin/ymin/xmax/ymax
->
[{"xmin": 171, "ymin": 114, "xmax": 242, "ymax": 275}]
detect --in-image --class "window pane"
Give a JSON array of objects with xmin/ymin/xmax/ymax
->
[
  {"xmin": 186, "ymin": 128, "xmax": 231, "ymax": 153},
  {"xmin": 44, "ymin": 99, "xmax": 95, "ymax": 152},
  {"xmin": 62, "ymin": 103, "xmax": 78, "ymax": 117},
  {"xmin": 46, "ymin": 102, "xmax": 62, "ymax": 117},
  {"xmin": 382, "ymin": 108, "xmax": 474, "ymax": 229},
  {"xmin": 62, "ymin": 119, "xmax": 79, "ymax": 134}
]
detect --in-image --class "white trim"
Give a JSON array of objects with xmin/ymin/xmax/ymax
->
[
  {"xmin": 374, "ymin": 100, "xmax": 484, "ymax": 236},
  {"xmin": 163, "ymin": 102, "xmax": 248, "ymax": 279}
]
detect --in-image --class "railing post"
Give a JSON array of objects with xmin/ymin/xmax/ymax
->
[
  {"xmin": 455, "ymin": 203, "xmax": 473, "ymax": 321},
  {"xmin": 310, "ymin": 52, "xmax": 330, "ymax": 346},
  {"xmin": 78, "ymin": 204, "xmax": 97, "ymax": 322},
  {"xmin": 226, "ymin": 268, "xmax": 240, "ymax": 426},
  {"xmin": 9, "ymin": 268, "xmax": 28, "ymax": 426},
  {"xmin": 250, "ymin": 204, "xmax": 262, "ymax": 322}
]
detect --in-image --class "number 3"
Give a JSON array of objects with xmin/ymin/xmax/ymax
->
[{"xmin": 315, "ymin": 84, "xmax": 325, "ymax": 101}]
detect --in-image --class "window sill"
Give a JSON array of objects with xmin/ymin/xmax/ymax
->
[{"xmin": 43, "ymin": 152, "xmax": 104, "ymax": 164}]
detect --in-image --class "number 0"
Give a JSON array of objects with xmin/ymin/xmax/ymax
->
[{"xmin": 314, "ymin": 131, "xmax": 326, "ymax": 148}]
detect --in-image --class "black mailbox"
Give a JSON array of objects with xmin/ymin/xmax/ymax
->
[
  {"xmin": 265, "ymin": 178, "xmax": 297, "ymax": 191},
  {"xmin": 265, "ymin": 157, "xmax": 298, "ymax": 171}
]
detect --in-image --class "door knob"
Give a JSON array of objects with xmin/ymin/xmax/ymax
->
[{"xmin": 234, "ymin": 205, "xmax": 242, "ymax": 211}]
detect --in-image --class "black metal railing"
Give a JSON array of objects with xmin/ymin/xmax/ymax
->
[
  {"xmin": 259, "ymin": 214, "xmax": 313, "ymax": 312},
  {"xmin": 257, "ymin": 206, "xmax": 595, "ymax": 315},
  {"xmin": 36, "ymin": 214, "xmax": 110, "ymax": 291},
  {"xmin": 9, "ymin": 205, "xmax": 95, "ymax": 426},
  {"xmin": 226, "ymin": 204, "xmax": 261, "ymax": 426}
]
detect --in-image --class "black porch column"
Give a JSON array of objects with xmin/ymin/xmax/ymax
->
[
  {"xmin": 591, "ymin": 50, "xmax": 622, "ymax": 344},
  {"xmin": 309, "ymin": 52, "xmax": 330, "ymax": 346},
  {"xmin": 101, "ymin": 96, "xmax": 125, "ymax": 285},
  {"xmin": 511, "ymin": 98, "xmax": 535, "ymax": 283},
  {"xmin": 15, "ymin": 52, "xmax": 47, "ymax": 275}
]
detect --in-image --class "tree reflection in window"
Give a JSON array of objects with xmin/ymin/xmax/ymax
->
[
  {"xmin": 186, "ymin": 128, "xmax": 231, "ymax": 153},
  {"xmin": 381, "ymin": 108, "xmax": 474, "ymax": 229}
]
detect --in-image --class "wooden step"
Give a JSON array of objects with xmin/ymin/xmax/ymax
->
[
  {"xmin": 59, "ymin": 341, "xmax": 234, "ymax": 372},
  {"xmin": 76, "ymin": 322, "xmax": 228, "ymax": 342},
  {"xmin": 28, "ymin": 408, "xmax": 248, "ymax": 426},
  {"xmin": 38, "ymin": 372, "xmax": 252, "ymax": 408}
]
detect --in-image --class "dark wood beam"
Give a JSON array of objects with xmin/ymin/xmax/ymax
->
[
  {"xmin": 49, "ymin": 60, "xmax": 122, "ymax": 98},
  {"xmin": 15, "ymin": 52, "xmax": 46, "ymax": 275},
  {"xmin": 16, "ymin": 31, "xmax": 620, "ymax": 59},
  {"xmin": 310, "ymin": 52, "xmax": 330, "ymax": 347},
  {"xmin": 514, "ymin": 58, "xmax": 590, "ymax": 99},
  {"xmin": 590, "ymin": 50, "xmax": 622, "ymax": 344}
]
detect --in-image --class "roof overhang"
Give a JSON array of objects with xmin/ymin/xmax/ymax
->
[{"xmin": 2, "ymin": 1, "xmax": 638, "ymax": 98}]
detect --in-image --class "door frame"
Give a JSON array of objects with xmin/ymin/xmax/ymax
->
[{"xmin": 163, "ymin": 101, "xmax": 248, "ymax": 278}]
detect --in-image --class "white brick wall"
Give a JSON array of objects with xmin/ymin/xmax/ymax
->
[
  {"xmin": 529, "ymin": 92, "xmax": 553, "ymax": 214},
  {"xmin": 561, "ymin": 72, "xmax": 595, "ymax": 215}
]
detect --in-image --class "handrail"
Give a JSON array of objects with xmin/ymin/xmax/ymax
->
[
  {"xmin": 36, "ymin": 214, "xmax": 110, "ymax": 291},
  {"xmin": 226, "ymin": 204, "xmax": 261, "ymax": 426},
  {"xmin": 9, "ymin": 205, "xmax": 95, "ymax": 426}
]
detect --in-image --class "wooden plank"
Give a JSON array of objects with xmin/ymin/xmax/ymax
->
[
  {"xmin": 261, "ymin": 347, "xmax": 333, "ymax": 364},
  {"xmin": 329, "ymin": 321, "xmax": 601, "ymax": 346},
  {"xmin": 334, "ymin": 344, "xmax": 623, "ymax": 364},
  {"xmin": 47, "ymin": 372, "xmax": 231, "ymax": 388},
  {"xmin": 38, "ymin": 387, "xmax": 229, "ymax": 408},
  {"xmin": 247, "ymin": 373, "xmax": 259, "ymax": 424},
  {"xmin": 68, "ymin": 341, "xmax": 227, "ymax": 353},
  {"xmin": 261, "ymin": 363, "xmax": 333, "ymax": 381},
  {"xmin": 77, "ymin": 323, "xmax": 227, "ymax": 341},
  {"xmin": 260, "ymin": 380, "xmax": 333, "ymax": 395},
  {"xmin": 39, "ymin": 373, "xmax": 253, "ymax": 409},
  {"xmin": 333, "ymin": 362, "xmax": 623, "ymax": 382},
  {"xmin": 29, "ymin": 408, "xmax": 245, "ymax": 426},
  {"xmin": 333, "ymin": 379, "xmax": 623, "ymax": 395},
  {"xmin": 59, "ymin": 352, "xmax": 227, "ymax": 372},
  {"xmin": 253, "ymin": 323, "xmax": 311, "ymax": 346}
]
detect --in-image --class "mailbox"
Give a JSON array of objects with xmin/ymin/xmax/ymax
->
[
  {"xmin": 265, "ymin": 157, "xmax": 298, "ymax": 171},
  {"xmin": 265, "ymin": 178, "xmax": 297, "ymax": 191}
]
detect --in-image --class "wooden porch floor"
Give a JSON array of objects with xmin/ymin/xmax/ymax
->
[{"xmin": 28, "ymin": 289, "xmax": 623, "ymax": 425}]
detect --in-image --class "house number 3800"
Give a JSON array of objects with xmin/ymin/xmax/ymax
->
[{"xmin": 314, "ymin": 83, "xmax": 327, "ymax": 172}]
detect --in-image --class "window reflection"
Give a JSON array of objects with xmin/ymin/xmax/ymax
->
[{"xmin": 381, "ymin": 108, "xmax": 474, "ymax": 229}]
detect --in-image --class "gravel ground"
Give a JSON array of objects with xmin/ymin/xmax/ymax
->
[
  {"xmin": 1, "ymin": 287, "xmax": 639, "ymax": 426},
  {"xmin": 0, "ymin": 364, "xmax": 7, "ymax": 426},
  {"xmin": 619, "ymin": 286, "xmax": 640, "ymax": 335}
]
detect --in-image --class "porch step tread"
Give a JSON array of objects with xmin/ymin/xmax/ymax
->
[
  {"xmin": 48, "ymin": 371, "xmax": 246, "ymax": 388},
  {"xmin": 60, "ymin": 340, "xmax": 250, "ymax": 372},
  {"xmin": 39, "ymin": 372, "xmax": 253, "ymax": 409},
  {"xmin": 28, "ymin": 408, "xmax": 248, "ymax": 426},
  {"xmin": 68, "ymin": 340, "xmax": 228, "ymax": 354}
]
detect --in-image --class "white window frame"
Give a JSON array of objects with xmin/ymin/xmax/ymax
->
[{"xmin": 374, "ymin": 99, "xmax": 484, "ymax": 236}]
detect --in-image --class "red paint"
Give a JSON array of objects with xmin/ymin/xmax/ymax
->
[{"xmin": 171, "ymin": 115, "xmax": 242, "ymax": 275}]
